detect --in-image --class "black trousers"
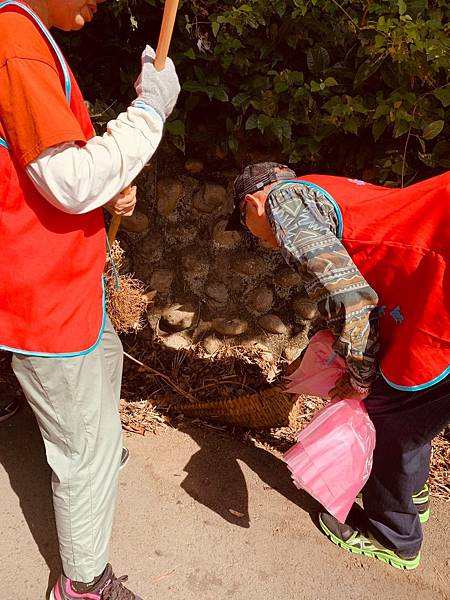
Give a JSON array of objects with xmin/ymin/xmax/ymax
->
[{"xmin": 362, "ymin": 373, "xmax": 450, "ymax": 554}]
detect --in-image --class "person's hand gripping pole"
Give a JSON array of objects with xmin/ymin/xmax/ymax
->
[{"xmin": 108, "ymin": 0, "xmax": 180, "ymax": 245}]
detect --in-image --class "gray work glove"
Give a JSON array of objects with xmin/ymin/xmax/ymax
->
[{"xmin": 133, "ymin": 45, "xmax": 180, "ymax": 120}]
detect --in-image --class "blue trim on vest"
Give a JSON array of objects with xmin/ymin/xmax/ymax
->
[
  {"xmin": 0, "ymin": 1, "xmax": 71, "ymax": 102},
  {"xmin": 0, "ymin": 137, "xmax": 8, "ymax": 149},
  {"xmin": 271, "ymin": 179, "xmax": 344, "ymax": 239},
  {"xmin": 0, "ymin": 276, "xmax": 107, "ymax": 357},
  {"xmin": 381, "ymin": 365, "xmax": 450, "ymax": 391}
]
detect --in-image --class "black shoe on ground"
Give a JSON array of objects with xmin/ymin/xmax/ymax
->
[{"xmin": 319, "ymin": 512, "xmax": 421, "ymax": 570}]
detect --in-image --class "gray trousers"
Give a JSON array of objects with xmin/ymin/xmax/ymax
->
[{"xmin": 12, "ymin": 317, "xmax": 123, "ymax": 582}]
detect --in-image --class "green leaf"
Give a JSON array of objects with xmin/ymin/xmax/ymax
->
[
  {"xmin": 212, "ymin": 21, "xmax": 220, "ymax": 37},
  {"xmin": 398, "ymin": 0, "xmax": 407, "ymax": 15},
  {"xmin": 165, "ymin": 119, "xmax": 185, "ymax": 137},
  {"xmin": 270, "ymin": 118, "xmax": 291, "ymax": 141},
  {"xmin": 353, "ymin": 57, "xmax": 384, "ymax": 88},
  {"xmin": 393, "ymin": 118, "xmax": 410, "ymax": 138},
  {"xmin": 232, "ymin": 93, "xmax": 252, "ymax": 111},
  {"xmin": 183, "ymin": 81, "xmax": 206, "ymax": 93},
  {"xmin": 306, "ymin": 46, "xmax": 330, "ymax": 76},
  {"xmin": 433, "ymin": 86, "xmax": 450, "ymax": 108},
  {"xmin": 343, "ymin": 117, "xmax": 358, "ymax": 134},
  {"xmin": 422, "ymin": 120, "xmax": 444, "ymax": 140},
  {"xmin": 209, "ymin": 87, "xmax": 229, "ymax": 102},
  {"xmin": 372, "ymin": 119, "xmax": 387, "ymax": 142},
  {"xmin": 417, "ymin": 137, "xmax": 426, "ymax": 153},
  {"xmin": 245, "ymin": 114, "xmax": 259, "ymax": 131},
  {"xmin": 272, "ymin": 0, "xmax": 287, "ymax": 18},
  {"xmin": 323, "ymin": 77, "xmax": 338, "ymax": 87},
  {"xmin": 183, "ymin": 48, "xmax": 196, "ymax": 60}
]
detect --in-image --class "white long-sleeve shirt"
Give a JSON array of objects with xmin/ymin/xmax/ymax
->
[{"xmin": 26, "ymin": 105, "xmax": 163, "ymax": 214}]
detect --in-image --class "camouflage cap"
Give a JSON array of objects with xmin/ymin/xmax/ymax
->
[{"xmin": 226, "ymin": 162, "xmax": 296, "ymax": 231}]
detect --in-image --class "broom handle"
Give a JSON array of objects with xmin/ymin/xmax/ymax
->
[{"xmin": 108, "ymin": 0, "xmax": 180, "ymax": 246}]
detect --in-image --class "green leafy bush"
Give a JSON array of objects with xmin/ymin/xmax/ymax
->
[{"xmin": 57, "ymin": 0, "xmax": 449, "ymax": 183}]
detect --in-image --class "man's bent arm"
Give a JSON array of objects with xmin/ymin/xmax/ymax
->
[{"xmin": 267, "ymin": 183, "xmax": 380, "ymax": 389}]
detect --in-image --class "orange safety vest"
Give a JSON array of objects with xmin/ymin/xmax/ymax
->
[
  {"xmin": 293, "ymin": 172, "xmax": 450, "ymax": 391},
  {"xmin": 0, "ymin": 1, "xmax": 106, "ymax": 356}
]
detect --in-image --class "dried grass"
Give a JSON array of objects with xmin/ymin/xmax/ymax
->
[{"xmin": 105, "ymin": 241, "xmax": 153, "ymax": 334}]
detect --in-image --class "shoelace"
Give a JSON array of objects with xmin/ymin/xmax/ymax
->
[{"xmin": 102, "ymin": 574, "xmax": 135, "ymax": 600}]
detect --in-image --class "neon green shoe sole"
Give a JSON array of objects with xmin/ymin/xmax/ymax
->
[
  {"xmin": 418, "ymin": 506, "xmax": 430, "ymax": 524},
  {"xmin": 319, "ymin": 514, "xmax": 421, "ymax": 571}
]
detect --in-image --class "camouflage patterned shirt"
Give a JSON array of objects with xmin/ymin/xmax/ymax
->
[{"xmin": 267, "ymin": 182, "xmax": 380, "ymax": 388}]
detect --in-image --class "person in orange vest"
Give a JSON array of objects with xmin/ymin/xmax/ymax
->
[
  {"xmin": 0, "ymin": 1, "xmax": 179, "ymax": 598},
  {"xmin": 226, "ymin": 161, "xmax": 450, "ymax": 571}
]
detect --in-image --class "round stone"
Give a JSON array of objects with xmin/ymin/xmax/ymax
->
[
  {"xmin": 232, "ymin": 255, "xmax": 266, "ymax": 277},
  {"xmin": 246, "ymin": 286, "xmax": 273, "ymax": 314},
  {"xmin": 205, "ymin": 282, "xmax": 229, "ymax": 304},
  {"xmin": 274, "ymin": 268, "xmax": 302, "ymax": 288},
  {"xmin": 166, "ymin": 224, "xmax": 197, "ymax": 245},
  {"xmin": 150, "ymin": 269, "xmax": 175, "ymax": 293},
  {"xmin": 161, "ymin": 333, "xmax": 191, "ymax": 350},
  {"xmin": 192, "ymin": 183, "xmax": 229, "ymax": 214},
  {"xmin": 182, "ymin": 253, "xmax": 209, "ymax": 275},
  {"xmin": 212, "ymin": 219, "xmax": 241, "ymax": 248},
  {"xmin": 212, "ymin": 318, "xmax": 248, "ymax": 336},
  {"xmin": 292, "ymin": 296, "xmax": 320, "ymax": 320},
  {"xmin": 136, "ymin": 233, "xmax": 164, "ymax": 262},
  {"xmin": 258, "ymin": 314, "xmax": 288, "ymax": 335},
  {"xmin": 185, "ymin": 159, "xmax": 204, "ymax": 174},
  {"xmin": 282, "ymin": 346, "xmax": 304, "ymax": 364},
  {"xmin": 157, "ymin": 178, "xmax": 183, "ymax": 217},
  {"xmin": 121, "ymin": 210, "xmax": 149, "ymax": 233},
  {"xmin": 202, "ymin": 336, "xmax": 222, "ymax": 355},
  {"xmin": 160, "ymin": 302, "xmax": 197, "ymax": 332}
]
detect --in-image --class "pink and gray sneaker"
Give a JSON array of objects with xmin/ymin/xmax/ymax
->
[{"xmin": 50, "ymin": 563, "xmax": 143, "ymax": 600}]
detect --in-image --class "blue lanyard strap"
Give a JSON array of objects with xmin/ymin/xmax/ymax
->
[{"xmin": 0, "ymin": 1, "xmax": 71, "ymax": 103}]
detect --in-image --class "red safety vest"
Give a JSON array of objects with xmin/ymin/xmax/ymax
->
[
  {"xmin": 295, "ymin": 172, "xmax": 450, "ymax": 390},
  {"xmin": 0, "ymin": 1, "xmax": 106, "ymax": 356}
]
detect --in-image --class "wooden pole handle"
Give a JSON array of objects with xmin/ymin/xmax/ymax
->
[
  {"xmin": 107, "ymin": 0, "xmax": 179, "ymax": 245},
  {"xmin": 108, "ymin": 213, "xmax": 122, "ymax": 246},
  {"xmin": 154, "ymin": 0, "xmax": 179, "ymax": 72}
]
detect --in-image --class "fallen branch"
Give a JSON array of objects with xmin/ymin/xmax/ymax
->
[{"xmin": 124, "ymin": 351, "xmax": 197, "ymax": 403}]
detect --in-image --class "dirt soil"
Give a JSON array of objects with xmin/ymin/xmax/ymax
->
[
  {"xmin": 1, "ymin": 403, "xmax": 449, "ymax": 600},
  {"xmin": 1, "ymin": 341, "xmax": 449, "ymax": 600}
]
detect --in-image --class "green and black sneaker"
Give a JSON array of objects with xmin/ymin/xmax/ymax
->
[
  {"xmin": 412, "ymin": 483, "xmax": 430, "ymax": 524},
  {"xmin": 357, "ymin": 483, "xmax": 430, "ymax": 524},
  {"xmin": 319, "ymin": 512, "xmax": 421, "ymax": 570}
]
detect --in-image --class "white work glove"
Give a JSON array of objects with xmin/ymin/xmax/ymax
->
[{"xmin": 132, "ymin": 45, "xmax": 180, "ymax": 121}]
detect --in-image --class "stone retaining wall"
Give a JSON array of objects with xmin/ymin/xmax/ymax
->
[{"xmin": 116, "ymin": 159, "xmax": 318, "ymax": 364}]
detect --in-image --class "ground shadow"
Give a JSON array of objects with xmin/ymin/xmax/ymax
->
[
  {"xmin": 176, "ymin": 421, "xmax": 321, "ymax": 528},
  {"xmin": 0, "ymin": 399, "xmax": 60, "ymax": 597}
]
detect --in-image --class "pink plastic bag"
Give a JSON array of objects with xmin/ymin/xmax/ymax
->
[
  {"xmin": 285, "ymin": 329, "xmax": 346, "ymax": 397},
  {"xmin": 283, "ymin": 331, "xmax": 376, "ymax": 523}
]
